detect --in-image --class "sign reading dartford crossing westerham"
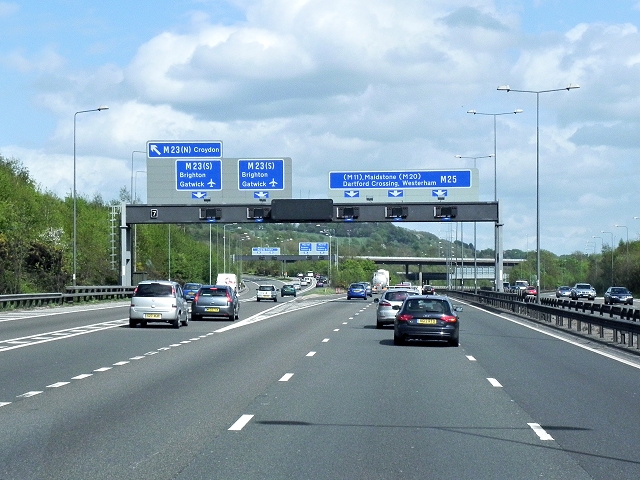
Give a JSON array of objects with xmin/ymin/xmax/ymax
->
[{"xmin": 328, "ymin": 169, "xmax": 479, "ymax": 202}]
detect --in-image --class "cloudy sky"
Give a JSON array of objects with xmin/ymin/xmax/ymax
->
[{"xmin": 1, "ymin": 0, "xmax": 640, "ymax": 255}]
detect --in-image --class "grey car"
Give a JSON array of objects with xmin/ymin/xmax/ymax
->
[
  {"xmin": 129, "ymin": 280, "xmax": 189, "ymax": 328},
  {"xmin": 374, "ymin": 289, "xmax": 417, "ymax": 329},
  {"xmin": 191, "ymin": 285, "xmax": 239, "ymax": 321},
  {"xmin": 570, "ymin": 283, "xmax": 596, "ymax": 301}
]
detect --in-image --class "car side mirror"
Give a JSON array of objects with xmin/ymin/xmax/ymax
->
[{"xmin": 374, "ymin": 298, "xmax": 379, "ymax": 303}]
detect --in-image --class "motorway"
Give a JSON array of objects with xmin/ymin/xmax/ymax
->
[{"xmin": 1, "ymin": 281, "xmax": 640, "ymax": 479}]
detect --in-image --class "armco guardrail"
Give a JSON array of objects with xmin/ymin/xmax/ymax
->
[
  {"xmin": 446, "ymin": 290, "xmax": 640, "ymax": 351},
  {"xmin": 0, "ymin": 286, "xmax": 135, "ymax": 310}
]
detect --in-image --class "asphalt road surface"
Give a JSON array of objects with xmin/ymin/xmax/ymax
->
[{"xmin": 1, "ymin": 289, "xmax": 639, "ymax": 479}]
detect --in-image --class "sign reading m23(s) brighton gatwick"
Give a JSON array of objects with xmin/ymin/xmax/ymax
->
[
  {"xmin": 329, "ymin": 170, "xmax": 472, "ymax": 189},
  {"xmin": 147, "ymin": 141, "xmax": 223, "ymax": 158}
]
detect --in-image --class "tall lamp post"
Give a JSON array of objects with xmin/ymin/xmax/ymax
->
[
  {"xmin": 614, "ymin": 224, "xmax": 629, "ymax": 265},
  {"xmin": 601, "ymin": 230, "xmax": 614, "ymax": 286},
  {"xmin": 73, "ymin": 106, "xmax": 109, "ymax": 286},
  {"xmin": 223, "ymin": 223, "xmax": 238, "ymax": 272},
  {"xmin": 130, "ymin": 150, "xmax": 145, "ymax": 202},
  {"xmin": 455, "ymin": 154, "xmax": 495, "ymax": 293},
  {"xmin": 592, "ymin": 236, "xmax": 602, "ymax": 281},
  {"xmin": 498, "ymin": 84, "xmax": 579, "ymax": 302},
  {"xmin": 467, "ymin": 108, "xmax": 523, "ymax": 292}
]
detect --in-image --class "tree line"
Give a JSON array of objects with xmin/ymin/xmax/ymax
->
[{"xmin": 1, "ymin": 153, "xmax": 638, "ymax": 294}]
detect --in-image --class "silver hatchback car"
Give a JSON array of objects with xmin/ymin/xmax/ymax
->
[
  {"xmin": 129, "ymin": 280, "xmax": 189, "ymax": 328},
  {"xmin": 374, "ymin": 289, "xmax": 418, "ymax": 329}
]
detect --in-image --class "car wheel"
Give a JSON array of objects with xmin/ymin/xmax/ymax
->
[
  {"xmin": 257, "ymin": 298, "xmax": 260, "ymax": 302},
  {"xmin": 274, "ymin": 298, "xmax": 277, "ymax": 302},
  {"xmin": 347, "ymin": 296, "xmax": 351, "ymax": 300},
  {"xmin": 181, "ymin": 315, "xmax": 189, "ymax": 327},
  {"xmin": 449, "ymin": 337, "xmax": 459, "ymax": 347},
  {"xmin": 393, "ymin": 335, "xmax": 404, "ymax": 346},
  {"xmin": 172, "ymin": 318, "xmax": 180, "ymax": 329},
  {"xmin": 129, "ymin": 318, "xmax": 137, "ymax": 328},
  {"xmin": 376, "ymin": 321, "xmax": 383, "ymax": 329}
]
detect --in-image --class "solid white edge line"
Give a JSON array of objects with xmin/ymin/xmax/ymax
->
[
  {"xmin": 457, "ymin": 299, "xmax": 640, "ymax": 370},
  {"xmin": 528, "ymin": 422, "xmax": 554, "ymax": 441},
  {"xmin": 229, "ymin": 414, "xmax": 254, "ymax": 431}
]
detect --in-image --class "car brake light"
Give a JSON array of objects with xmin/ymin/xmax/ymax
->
[
  {"xmin": 194, "ymin": 292, "xmax": 200, "ymax": 302},
  {"xmin": 379, "ymin": 301, "xmax": 392, "ymax": 307},
  {"xmin": 441, "ymin": 315, "xmax": 457, "ymax": 323},
  {"xmin": 396, "ymin": 314, "xmax": 413, "ymax": 322},
  {"xmin": 226, "ymin": 293, "xmax": 233, "ymax": 303}
]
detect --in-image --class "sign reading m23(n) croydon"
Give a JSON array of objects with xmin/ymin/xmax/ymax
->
[
  {"xmin": 147, "ymin": 141, "xmax": 222, "ymax": 158},
  {"xmin": 328, "ymin": 169, "xmax": 479, "ymax": 202}
]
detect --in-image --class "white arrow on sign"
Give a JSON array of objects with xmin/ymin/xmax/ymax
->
[
  {"xmin": 432, "ymin": 189, "xmax": 448, "ymax": 197},
  {"xmin": 255, "ymin": 191, "xmax": 269, "ymax": 199},
  {"xmin": 192, "ymin": 192, "xmax": 207, "ymax": 199},
  {"xmin": 150, "ymin": 145, "xmax": 161, "ymax": 156},
  {"xmin": 388, "ymin": 190, "xmax": 403, "ymax": 197},
  {"xmin": 345, "ymin": 190, "xmax": 359, "ymax": 197}
]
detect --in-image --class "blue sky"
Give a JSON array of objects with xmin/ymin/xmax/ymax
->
[{"xmin": 2, "ymin": 0, "xmax": 640, "ymax": 256}]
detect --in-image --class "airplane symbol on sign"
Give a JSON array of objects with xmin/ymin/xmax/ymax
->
[{"xmin": 269, "ymin": 179, "xmax": 278, "ymax": 187}]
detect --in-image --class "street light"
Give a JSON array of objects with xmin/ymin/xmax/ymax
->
[
  {"xmin": 455, "ymin": 154, "xmax": 495, "ymax": 294},
  {"xmin": 73, "ymin": 106, "xmax": 109, "ymax": 286},
  {"xmin": 223, "ymin": 223, "xmax": 237, "ymax": 272},
  {"xmin": 592, "ymin": 236, "xmax": 602, "ymax": 281},
  {"xmin": 132, "ymin": 170, "xmax": 146, "ymax": 273},
  {"xmin": 130, "ymin": 150, "xmax": 145, "ymax": 203},
  {"xmin": 601, "ymin": 230, "xmax": 614, "ymax": 286},
  {"xmin": 467, "ymin": 108, "xmax": 522, "ymax": 293},
  {"xmin": 498, "ymin": 84, "xmax": 579, "ymax": 302},
  {"xmin": 614, "ymin": 224, "xmax": 629, "ymax": 262}
]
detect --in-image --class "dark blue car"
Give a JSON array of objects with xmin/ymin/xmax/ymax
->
[
  {"xmin": 183, "ymin": 282, "xmax": 202, "ymax": 302},
  {"xmin": 347, "ymin": 283, "xmax": 368, "ymax": 300}
]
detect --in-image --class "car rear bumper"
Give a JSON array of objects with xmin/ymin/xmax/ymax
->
[{"xmin": 394, "ymin": 323, "xmax": 459, "ymax": 342}]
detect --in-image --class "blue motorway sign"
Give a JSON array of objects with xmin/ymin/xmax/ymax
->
[
  {"xmin": 148, "ymin": 141, "xmax": 222, "ymax": 158},
  {"xmin": 176, "ymin": 160, "xmax": 221, "ymax": 191},
  {"xmin": 252, "ymin": 247, "xmax": 280, "ymax": 256},
  {"xmin": 329, "ymin": 170, "xmax": 472, "ymax": 189},
  {"xmin": 298, "ymin": 242, "xmax": 329, "ymax": 255},
  {"xmin": 238, "ymin": 159, "xmax": 284, "ymax": 190}
]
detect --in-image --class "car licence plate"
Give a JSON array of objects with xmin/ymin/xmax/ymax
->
[
  {"xmin": 144, "ymin": 313, "xmax": 161, "ymax": 319},
  {"xmin": 417, "ymin": 319, "xmax": 437, "ymax": 324},
  {"xmin": 205, "ymin": 307, "xmax": 220, "ymax": 313}
]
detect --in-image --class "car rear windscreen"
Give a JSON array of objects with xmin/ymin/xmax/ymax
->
[
  {"xmin": 135, "ymin": 283, "xmax": 173, "ymax": 297},
  {"xmin": 199, "ymin": 288, "xmax": 228, "ymax": 296}
]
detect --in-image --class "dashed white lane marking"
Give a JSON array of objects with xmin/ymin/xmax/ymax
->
[
  {"xmin": 528, "ymin": 423, "xmax": 554, "ymax": 441},
  {"xmin": 0, "ymin": 402, "xmax": 11, "ymax": 407},
  {"xmin": 279, "ymin": 373, "xmax": 294, "ymax": 382},
  {"xmin": 229, "ymin": 414, "xmax": 254, "ymax": 431},
  {"xmin": 94, "ymin": 367, "xmax": 112, "ymax": 372},
  {"xmin": 71, "ymin": 374, "xmax": 92, "ymax": 380},
  {"xmin": 113, "ymin": 361, "xmax": 129, "ymax": 366},
  {"xmin": 322, "ymin": 338, "xmax": 330, "ymax": 343},
  {"xmin": 306, "ymin": 351, "xmax": 316, "ymax": 357},
  {"xmin": 17, "ymin": 391, "xmax": 42, "ymax": 398},
  {"xmin": 466, "ymin": 355, "xmax": 476, "ymax": 361},
  {"xmin": 333, "ymin": 329, "xmax": 340, "ymax": 332},
  {"xmin": 487, "ymin": 378, "xmax": 503, "ymax": 387},
  {"xmin": 47, "ymin": 382, "xmax": 70, "ymax": 388}
]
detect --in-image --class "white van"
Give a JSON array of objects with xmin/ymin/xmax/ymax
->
[{"xmin": 216, "ymin": 273, "xmax": 238, "ymax": 293}]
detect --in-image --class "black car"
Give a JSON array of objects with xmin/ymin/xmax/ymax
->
[
  {"xmin": 191, "ymin": 285, "xmax": 239, "ymax": 321},
  {"xmin": 604, "ymin": 286, "xmax": 633, "ymax": 305},
  {"xmin": 422, "ymin": 285, "xmax": 435, "ymax": 295},
  {"xmin": 393, "ymin": 295, "xmax": 462, "ymax": 347}
]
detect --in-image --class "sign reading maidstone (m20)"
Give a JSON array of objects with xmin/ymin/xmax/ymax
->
[{"xmin": 329, "ymin": 170, "xmax": 472, "ymax": 189}]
